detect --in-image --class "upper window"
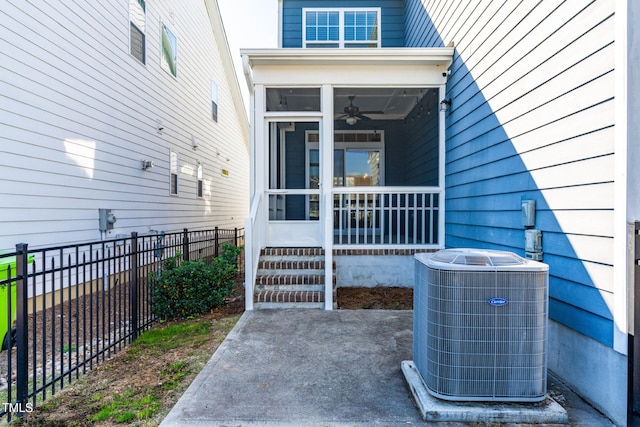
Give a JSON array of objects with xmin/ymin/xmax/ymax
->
[
  {"xmin": 129, "ymin": 0, "xmax": 146, "ymax": 63},
  {"xmin": 303, "ymin": 8, "xmax": 381, "ymax": 48},
  {"xmin": 196, "ymin": 162, "xmax": 204, "ymax": 198},
  {"xmin": 170, "ymin": 150, "xmax": 178, "ymax": 195},
  {"xmin": 161, "ymin": 23, "xmax": 177, "ymax": 77},
  {"xmin": 211, "ymin": 81, "xmax": 218, "ymax": 122}
]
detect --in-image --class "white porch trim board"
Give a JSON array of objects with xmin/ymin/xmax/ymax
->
[{"xmin": 322, "ymin": 84, "xmax": 334, "ymax": 310}]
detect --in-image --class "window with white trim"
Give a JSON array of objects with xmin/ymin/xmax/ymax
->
[
  {"xmin": 129, "ymin": 0, "xmax": 146, "ymax": 63},
  {"xmin": 196, "ymin": 162, "xmax": 204, "ymax": 198},
  {"xmin": 303, "ymin": 8, "xmax": 381, "ymax": 48},
  {"xmin": 211, "ymin": 81, "xmax": 218, "ymax": 122},
  {"xmin": 307, "ymin": 130, "xmax": 385, "ymax": 188},
  {"xmin": 161, "ymin": 23, "xmax": 177, "ymax": 77},
  {"xmin": 170, "ymin": 150, "xmax": 178, "ymax": 195}
]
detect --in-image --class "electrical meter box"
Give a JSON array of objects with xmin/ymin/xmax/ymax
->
[
  {"xmin": 98, "ymin": 209, "xmax": 117, "ymax": 231},
  {"xmin": 525, "ymin": 229, "xmax": 543, "ymax": 260}
]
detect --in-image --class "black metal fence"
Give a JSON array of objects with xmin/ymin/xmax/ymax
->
[{"xmin": 0, "ymin": 227, "xmax": 244, "ymax": 420}]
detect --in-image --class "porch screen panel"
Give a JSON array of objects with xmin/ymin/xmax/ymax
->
[{"xmin": 268, "ymin": 121, "xmax": 320, "ymax": 221}]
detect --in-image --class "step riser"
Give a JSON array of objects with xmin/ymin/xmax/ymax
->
[
  {"xmin": 258, "ymin": 262, "xmax": 328, "ymax": 271},
  {"xmin": 261, "ymin": 247, "xmax": 324, "ymax": 256},
  {"xmin": 255, "ymin": 284, "xmax": 324, "ymax": 292},
  {"xmin": 255, "ymin": 290, "xmax": 325, "ymax": 303},
  {"xmin": 254, "ymin": 302, "xmax": 324, "ymax": 309},
  {"xmin": 257, "ymin": 269, "xmax": 326, "ymax": 277},
  {"xmin": 259, "ymin": 255, "xmax": 325, "ymax": 263},
  {"xmin": 256, "ymin": 275, "xmax": 326, "ymax": 285}
]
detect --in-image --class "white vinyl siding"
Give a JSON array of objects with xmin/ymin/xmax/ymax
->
[{"xmin": 0, "ymin": 0, "xmax": 249, "ymax": 249}]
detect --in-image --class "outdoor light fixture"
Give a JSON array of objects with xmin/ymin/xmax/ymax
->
[
  {"xmin": 346, "ymin": 116, "xmax": 358, "ymax": 125},
  {"xmin": 141, "ymin": 160, "xmax": 155, "ymax": 170},
  {"xmin": 439, "ymin": 99, "xmax": 452, "ymax": 112}
]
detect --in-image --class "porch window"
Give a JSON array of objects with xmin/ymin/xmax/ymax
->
[
  {"xmin": 303, "ymin": 8, "xmax": 381, "ymax": 48},
  {"xmin": 266, "ymin": 87, "xmax": 321, "ymax": 112}
]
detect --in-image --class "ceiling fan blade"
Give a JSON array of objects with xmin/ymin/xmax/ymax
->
[
  {"xmin": 355, "ymin": 113, "xmax": 372, "ymax": 120},
  {"xmin": 359, "ymin": 110, "xmax": 384, "ymax": 115}
]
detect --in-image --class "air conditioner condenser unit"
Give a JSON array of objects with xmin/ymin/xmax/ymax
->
[{"xmin": 414, "ymin": 248, "xmax": 549, "ymax": 402}]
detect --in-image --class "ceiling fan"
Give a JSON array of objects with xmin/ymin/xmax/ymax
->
[{"xmin": 339, "ymin": 96, "xmax": 384, "ymax": 125}]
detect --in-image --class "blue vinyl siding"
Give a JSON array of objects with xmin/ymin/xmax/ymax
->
[
  {"xmin": 282, "ymin": 0, "xmax": 405, "ymax": 47},
  {"xmin": 403, "ymin": 91, "xmax": 439, "ymax": 186},
  {"xmin": 405, "ymin": 0, "xmax": 616, "ymax": 347}
]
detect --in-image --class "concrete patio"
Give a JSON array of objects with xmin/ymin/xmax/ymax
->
[{"xmin": 160, "ymin": 309, "xmax": 615, "ymax": 426}]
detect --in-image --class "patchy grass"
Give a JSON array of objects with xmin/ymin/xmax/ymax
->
[
  {"xmin": 11, "ymin": 274, "xmax": 245, "ymax": 426},
  {"xmin": 16, "ymin": 305, "xmax": 242, "ymax": 426},
  {"xmin": 90, "ymin": 388, "xmax": 161, "ymax": 424}
]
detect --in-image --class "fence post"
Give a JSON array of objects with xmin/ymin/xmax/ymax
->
[
  {"xmin": 215, "ymin": 226, "xmax": 219, "ymax": 258},
  {"xmin": 183, "ymin": 228, "xmax": 189, "ymax": 261},
  {"xmin": 130, "ymin": 233, "xmax": 139, "ymax": 341},
  {"xmin": 234, "ymin": 227, "xmax": 238, "ymax": 247},
  {"xmin": 15, "ymin": 243, "xmax": 28, "ymax": 417}
]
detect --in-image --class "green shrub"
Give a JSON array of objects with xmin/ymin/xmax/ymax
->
[{"xmin": 151, "ymin": 244, "xmax": 242, "ymax": 320}]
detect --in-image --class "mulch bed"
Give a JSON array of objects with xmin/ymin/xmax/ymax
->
[{"xmin": 337, "ymin": 286, "xmax": 413, "ymax": 309}]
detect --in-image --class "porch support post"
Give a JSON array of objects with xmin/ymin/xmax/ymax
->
[
  {"xmin": 255, "ymin": 84, "xmax": 266, "ymax": 208},
  {"xmin": 438, "ymin": 85, "xmax": 447, "ymax": 247},
  {"xmin": 321, "ymin": 84, "xmax": 334, "ymax": 310},
  {"xmin": 246, "ymin": 84, "xmax": 266, "ymax": 311}
]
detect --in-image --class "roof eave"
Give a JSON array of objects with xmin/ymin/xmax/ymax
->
[{"xmin": 240, "ymin": 47, "xmax": 455, "ymax": 68}]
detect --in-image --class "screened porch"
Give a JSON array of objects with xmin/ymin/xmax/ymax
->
[{"xmin": 265, "ymin": 87, "xmax": 442, "ymax": 247}]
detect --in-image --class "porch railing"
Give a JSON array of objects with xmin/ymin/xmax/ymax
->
[{"xmin": 332, "ymin": 187, "xmax": 441, "ymax": 247}]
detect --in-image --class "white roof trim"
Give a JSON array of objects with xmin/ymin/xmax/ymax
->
[{"xmin": 241, "ymin": 47, "xmax": 454, "ymax": 68}]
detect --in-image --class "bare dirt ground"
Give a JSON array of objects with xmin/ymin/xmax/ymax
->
[
  {"xmin": 337, "ymin": 286, "xmax": 413, "ymax": 309},
  {"xmin": 16, "ymin": 282, "xmax": 411, "ymax": 426}
]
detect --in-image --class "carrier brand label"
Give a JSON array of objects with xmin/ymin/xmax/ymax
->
[{"xmin": 488, "ymin": 297, "xmax": 508, "ymax": 307}]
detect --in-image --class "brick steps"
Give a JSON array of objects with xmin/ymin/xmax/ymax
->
[{"xmin": 254, "ymin": 247, "xmax": 332, "ymax": 310}]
